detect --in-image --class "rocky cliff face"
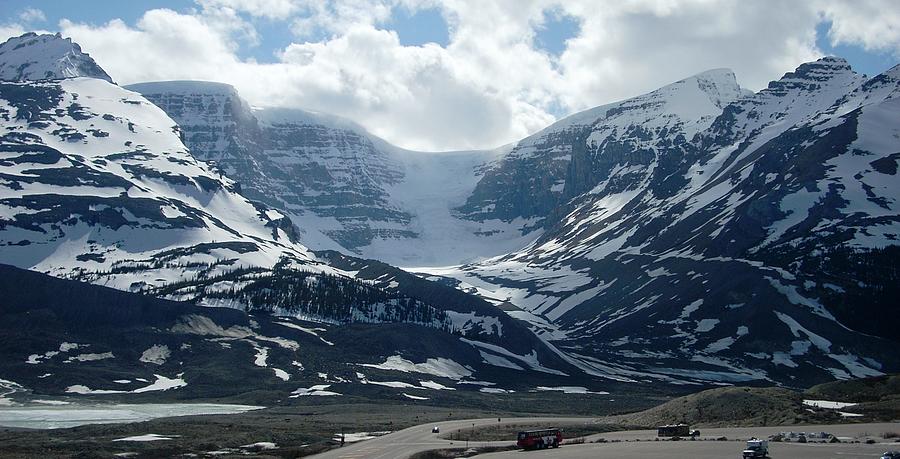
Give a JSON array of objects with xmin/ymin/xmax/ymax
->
[{"xmin": 127, "ymin": 81, "xmax": 413, "ymax": 251}]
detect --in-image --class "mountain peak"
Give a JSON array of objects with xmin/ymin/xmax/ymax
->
[
  {"xmin": 692, "ymin": 67, "xmax": 737, "ymax": 80},
  {"xmin": 684, "ymin": 67, "xmax": 749, "ymax": 109},
  {"xmin": 0, "ymin": 32, "xmax": 113, "ymax": 83},
  {"xmin": 767, "ymin": 55, "xmax": 860, "ymax": 93}
]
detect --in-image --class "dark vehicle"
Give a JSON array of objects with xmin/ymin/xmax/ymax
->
[
  {"xmin": 516, "ymin": 428, "xmax": 562, "ymax": 450},
  {"xmin": 690, "ymin": 429, "xmax": 700, "ymax": 437},
  {"xmin": 657, "ymin": 424, "xmax": 690, "ymax": 437},
  {"xmin": 742, "ymin": 439, "xmax": 769, "ymax": 458},
  {"xmin": 882, "ymin": 452, "xmax": 900, "ymax": 459},
  {"xmin": 431, "ymin": 426, "xmax": 440, "ymax": 434}
]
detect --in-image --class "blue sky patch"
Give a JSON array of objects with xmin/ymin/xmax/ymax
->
[
  {"xmin": 534, "ymin": 9, "xmax": 580, "ymax": 57},
  {"xmin": 816, "ymin": 21, "xmax": 896, "ymax": 78},
  {"xmin": 388, "ymin": 7, "xmax": 449, "ymax": 47}
]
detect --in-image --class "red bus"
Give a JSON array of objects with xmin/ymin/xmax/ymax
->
[{"xmin": 516, "ymin": 428, "xmax": 562, "ymax": 450}]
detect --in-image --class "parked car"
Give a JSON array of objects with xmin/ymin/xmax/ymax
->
[
  {"xmin": 742, "ymin": 439, "xmax": 769, "ymax": 458},
  {"xmin": 432, "ymin": 426, "xmax": 440, "ymax": 433},
  {"xmin": 882, "ymin": 451, "xmax": 900, "ymax": 459}
]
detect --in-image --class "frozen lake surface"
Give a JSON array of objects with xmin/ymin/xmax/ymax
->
[{"xmin": 0, "ymin": 403, "xmax": 264, "ymax": 429}]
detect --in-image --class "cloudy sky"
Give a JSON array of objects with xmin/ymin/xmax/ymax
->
[{"xmin": 2, "ymin": 0, "xmax": 898, "ymax": 151}]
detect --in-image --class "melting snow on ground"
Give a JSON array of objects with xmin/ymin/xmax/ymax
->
[
  {"xmin": 290, "ymin": 384, "xmax": 340, "ymax": 397},
  {"xmin": 65, "ymin": 352, "xmax": 115, "ymax": 363},
  {"xmin": 240, "ymin": 442, "xmax": 278, "ymax": 451},
  {"xmin": 139, "ymin": 345, "xmax": 170, "ymax": 365},
  {"xmin": 172, "ymin": 315, "xmax": 299, "ymax": 350},
  {"xmin": 275, "ymin": 321, "xmax": 334, "ymax": 345},
  {"xmin": 419, "ymin": 380, "xmax": 455, "ymax": 390},
  {"xmin": 478, "ymin": 350, "xmax": 524, "ymax": 370},
  {"xmin": 534, "ymin": 386, "xmax": 610, "ymax": 395},
  {"xmin": 65, "ymin": 374, "xmax": 186, "ymax": 395},
  {"xmin": 359, "ymin": 355, "xmax": 472, "ymax": 380},
  {"xmin": 334, "ymin": 431, "xmax": 391, "ymax": 444},
  {"xmin": 31, "ymin": 400, "xmax": 70, "ymax": 405},
  {"xmin": 113, "ymin": 434, "xmax": 179, "ymax": 442},
  {"xmin": 273, "ymin": 369, "xmax": 291, "ymax": 381},
  {"xmin": 461, "ymin": 338, "xmax": 566, "ymax": 375},
  {"xmin": 0, "ymin": 403, "xmax": 263, "ymax": 429},
  {"xmin": 803, "ymin": 399, "xmax": 858, "ymax": 409},
  {"xmin": 0, "ymin": 378, "xmax": 26, "ymax": 406},
  {"xmin": 479, "ymin": 387, "xmax": 514, "ymax": 394}
]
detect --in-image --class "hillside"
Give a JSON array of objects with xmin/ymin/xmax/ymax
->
[
  {"xmin": 0, "ymin": 263, "xmax": 593, "ymax": 405},
  {"xmin": 622, "ymin": 375, "xmax": 900, "ymax": 427}
]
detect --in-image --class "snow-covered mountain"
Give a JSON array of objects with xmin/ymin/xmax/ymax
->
[
  {"xmin": 3, "ymin": 32, "xmax": 897, "ymax": 389},
  {"xmin": 0, "ymin": 73, "xmax": 315, "ymax": 290},
  {"xmin": 434, "ymin": 57, "xmax": 900, "ymax": 386},
  {"xmin": 0, "ymin": 33, "xmax": 571, "ymax": 379},
  {"xmin": 456, "ymin": 68, "xmax": 751, "ymax": 226},
  {"xmin": 127, "ymin": 57, "xmax": 900, "ymax": 386},
  {"xmin": 0, "ymin": 32, "xmax": 113, "ymax": 83},
  {"xmin": 127, "ymin": 81, "xmax": 536, "ymax": 267}
]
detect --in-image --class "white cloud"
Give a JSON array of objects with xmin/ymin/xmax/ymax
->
[
  {"xmin": 20, "ymin": 8, "xmax": 47, "ymax": 23},
  {"xmin": 0, "ymin": 25, "xmax": 27, "ymax": 43},
  {"xmin": 554, "ymin": 0, "xmax": 824, "ymax": 112},
  {"xmin": 290, "ymin": 0, "xmax": 398, "ymax": 38},
  {"xmin": 47, "ymin": 0, "xmax": 900, "ymax": 151},
  {"xmin": 196, "ymin": 0, "xmax": 304, "ymax": 20},
  {"xmin": 820, "ymin": 0, "xmax": 900, "ymax": 56}
]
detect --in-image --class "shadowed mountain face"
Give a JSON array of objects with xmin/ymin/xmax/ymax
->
[
  {"xmin": 0, "ymin": 263, "xmax": 588, "ymax": 403},
  {"xmin": 125, "ymin": 81, "xmax": 413, "ymax": 251}
]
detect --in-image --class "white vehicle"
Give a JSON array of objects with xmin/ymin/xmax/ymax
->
[
  {"xmin": 432, "ymin": 426, "xmax": 440, "ymax": 434},
  {"xmin": 742, "ymin": 439, "xmax": 769, "ymax": 458}
]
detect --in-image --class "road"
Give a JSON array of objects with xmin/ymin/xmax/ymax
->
[
  {"xmin": 309, "ymin": 419, "xmax": 900, "ymax": 459},
  {"xmin": 477, "ymin": 441, "xmax": 894, "ymax": 459},
  {"xmin": 308, "ymin": 416, "xmax": 571, "ymax": 459}
]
